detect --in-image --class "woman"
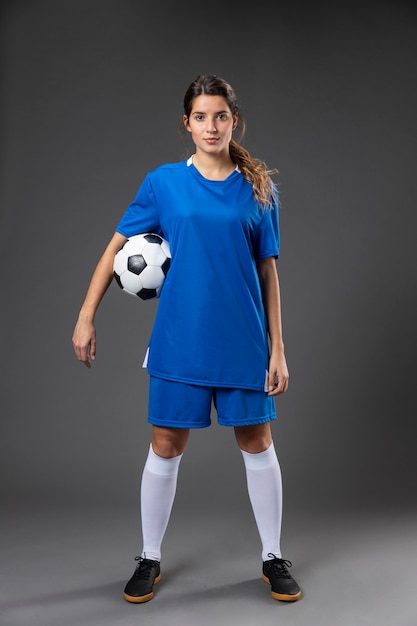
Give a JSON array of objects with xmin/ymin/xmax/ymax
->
[{"xmin": 72, "ymin": 74, "xmax": 301, "ymax": 603}]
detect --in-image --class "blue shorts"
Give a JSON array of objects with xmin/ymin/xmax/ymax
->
[{"xmin": 148, "ymin": 376, "xmax": 277, "ymax": 428}]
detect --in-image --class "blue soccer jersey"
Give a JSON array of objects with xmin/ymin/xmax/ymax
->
[{"xmin": 116, "ymin": 157, "xmax": 280, "ymax": 391}]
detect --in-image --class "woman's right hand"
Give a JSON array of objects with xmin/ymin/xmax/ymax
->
[{"xmin": 72, "ymin": 315, "xmax": 97, "ymax": 368}]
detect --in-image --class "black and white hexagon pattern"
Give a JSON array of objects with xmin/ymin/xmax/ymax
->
[{"xmin": 113, "ymin": 233, "xmax": 171, "ymax": 300}]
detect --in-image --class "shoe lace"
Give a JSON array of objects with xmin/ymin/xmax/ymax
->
[
  {"xmin": 266, "ymin": 553, "xmax": 293, "ymax": 578},
  {"xmin": 133, "ymin": 556, "xmax": 155, "ymax": 580}
]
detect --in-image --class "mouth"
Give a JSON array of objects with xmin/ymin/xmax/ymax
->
[{"xmin": 204, "ymin": 138, "xmax": 219, "ymax": 144}]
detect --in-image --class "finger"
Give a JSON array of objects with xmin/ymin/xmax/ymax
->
[
  {"xmin": 78, "ymin": 351, "xmax": 90, "ymax": 368},
  {"xmin": 73, "ymin": 342, "xmax": 92, "ymax": 368},
  {"xmin": 268, "ymin": 375, "xmax": 289, "ymax": 396},
  {"xmin": 268, "ymin": 371, "xmax": 277, "ymax": 393},
  {"xmin": 90, "ymin": 337, "xmax": 96, "ymax": 361},
  {"xmin": 82, "ymin": 345, "xmax": 93, "ymax": 368},
  {"xmin": 277, "ymin": 375, "xmax": 287, "ymax": 393}
]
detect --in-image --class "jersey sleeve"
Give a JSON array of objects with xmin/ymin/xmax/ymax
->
[
  {"xmin": 115, "ymin": 174, "xmax": 161, "ymax": 237},
  {"xmin": 253, "ymin": 194, "xmax": 280, "ymax": 260}
]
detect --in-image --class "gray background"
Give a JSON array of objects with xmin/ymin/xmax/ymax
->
[{"xmin": 1, "ymin": 1, "xmax": 416, "ymax": 625}]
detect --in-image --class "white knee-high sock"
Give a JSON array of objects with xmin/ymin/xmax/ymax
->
[
  {"xmin": 240, "ymin": 442, "xmax": 283, "ymax": 561},
  {"xmin": 140, "ymin": 444, "xmax": 183, "ymax": 562}
]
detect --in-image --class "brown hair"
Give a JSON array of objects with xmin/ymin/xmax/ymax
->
[{"xmin": 181, "ymin": 74, "xmax": 278, "ymax": 211}]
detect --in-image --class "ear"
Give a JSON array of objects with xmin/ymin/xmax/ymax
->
[
  {"xmin": 183, "ymin": 114, "xmax": 191, "ymax": 132},
  {"xmin": 232, "ymin": 114, "xmax": 238, "ymax": 130}
]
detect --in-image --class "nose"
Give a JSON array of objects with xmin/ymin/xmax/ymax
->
[{"xmin": 207, "ymin": 117, "xmax": 217, "ymax": 133}]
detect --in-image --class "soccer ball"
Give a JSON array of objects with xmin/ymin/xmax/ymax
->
[{"xmin": 113, "ymin": 233, "xmax": 171, "ymax": 300}]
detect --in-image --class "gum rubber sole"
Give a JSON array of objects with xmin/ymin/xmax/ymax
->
[
  {"xmin": 262, "ymin": 573, "xmax": 302, "ymax": 602},
  {"xmin": 123, "ymin": 573, "xmax": 161, "ymax": 603}
]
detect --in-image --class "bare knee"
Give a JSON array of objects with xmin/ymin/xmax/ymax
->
[
  {"xmin": 234, "ymin": 423, "xmax": 272, "ymax": 453},
  {"xmin": 152, "ymin": 426, "xmax": 190, "ymax": 458}
]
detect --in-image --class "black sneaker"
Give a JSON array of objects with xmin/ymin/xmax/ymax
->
[
  {"xmin": 123, "ymin": 556, "xmax": 161, "ymax": 603},
  {"xmin": 262, "ymin": 554, "xmax": 301, "ymax": 601}
]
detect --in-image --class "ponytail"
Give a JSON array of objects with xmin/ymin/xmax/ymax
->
[{"xmin": 229, "ymin": 139, "xmax": 278, "ymax": 211}]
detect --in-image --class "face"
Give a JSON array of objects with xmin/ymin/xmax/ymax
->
[{"xmin": 184, "ymin": 95, "xmax": 238, "ymax": 157}]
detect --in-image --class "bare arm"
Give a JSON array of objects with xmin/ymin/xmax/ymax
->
[
  {"xmin": 256, "ymin": 256, "xmax": 289, "ymax": 396},
  {"xmin": 72, "ymin": 231, "xmax": 127, "ymax": 368}
]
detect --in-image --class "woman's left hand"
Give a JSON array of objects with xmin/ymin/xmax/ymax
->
[{"xmin": 267, "ymin": 351, "xmax": 289, "ymax": 396}]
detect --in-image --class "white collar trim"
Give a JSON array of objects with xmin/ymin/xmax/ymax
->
[{"xmin": 187, "ymin": 154, "xmax": 240, "ymax": 172}]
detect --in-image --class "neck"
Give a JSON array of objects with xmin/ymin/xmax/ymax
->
[{"xmin": 192, "ymin": 152, "xmax": 235, "ymax": 181}]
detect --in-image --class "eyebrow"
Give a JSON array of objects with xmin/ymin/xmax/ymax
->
[{"xmin": 191, "ymin": 110, "xmax": 229, "ymax": 115}]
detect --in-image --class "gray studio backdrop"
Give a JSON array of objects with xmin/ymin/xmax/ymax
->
[{"xmin": 1, "ymin": 0, "xmax": 416, "ymax": 521}]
